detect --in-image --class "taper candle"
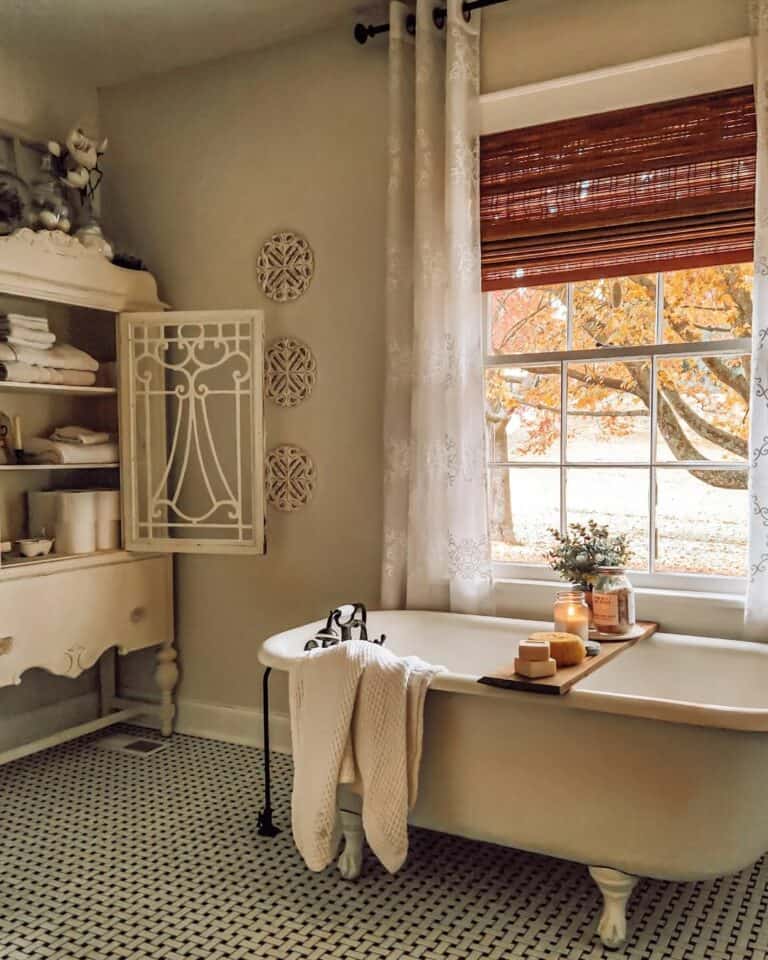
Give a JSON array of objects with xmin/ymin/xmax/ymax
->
[{"xmin": 11, "ymin": 415, "xmax": 22, "ymax": 452}]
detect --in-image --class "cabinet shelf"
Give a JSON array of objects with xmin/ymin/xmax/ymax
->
[
  {"xmin": 1, "ymin": 548, "xmax": 125, "ymax": 571},
  {"xmin": 0, "ymin": 463, "xmax": 119, "ymax": 471},
  {"xmin": 0, "ymin": 381, "xmax": 116, "ymax": 397}
]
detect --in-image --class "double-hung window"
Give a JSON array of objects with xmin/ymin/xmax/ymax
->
[{"xmin": 479, "ymin": 86, "xmax": 756, "ymax": 591}]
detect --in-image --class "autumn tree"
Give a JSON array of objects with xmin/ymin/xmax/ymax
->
[{"xmin": 486, "ymin": 264, "xmax": 752, "ymax": 541}]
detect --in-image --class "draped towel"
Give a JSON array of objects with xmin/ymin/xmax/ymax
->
[{"xmin": 289, "ymin": 640, "xmax": 440, "ymax": 873}]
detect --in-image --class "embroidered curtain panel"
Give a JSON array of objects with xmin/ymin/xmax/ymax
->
[
  {"xmin": 480, "ymin": 87, "xmax": 756, "ymax": 290},
  {"xmin": 748, "ymin": 3, "xmax": 768, "ymax": 636},
  {"xmin": 381, "ymin": 0, "xmax": 493, "ymax": 613}
]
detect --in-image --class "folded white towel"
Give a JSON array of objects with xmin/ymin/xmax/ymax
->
[
  {"xmin": 1, "ymin": 331, "xmax": 56, "ymax": 349},
  {"xmin": 0, "ymin": 314, "xmax": 49, "ymax": 332},
  {"xmin": 23, "ymin": 437, "xmax": 119, "ymax": 465},
  {"xmin": 289, "ymin": 639, "xmax": 441, "ymax": 875},
  {"xmin": 50, "ymin": 425, "xmax": 111, "ymax": 445},
  {"xmin": 0, "ymin": 361, "xmax": 46, "ymax": 384},
  {"xmin": 0, "ymin": 361, "xmax": 96, "ymax": 387},
  {"xmin": 45, "ymin": 368, "xmax": 96, "ymax": 386},
  {"xmin": 0, "ymin": 342, "xmax": 98, "ymax": 372}
]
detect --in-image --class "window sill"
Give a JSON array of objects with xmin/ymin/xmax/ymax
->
[{"xmin": 493, "ymin": 578, "xmax": 745, "ymax": 639}]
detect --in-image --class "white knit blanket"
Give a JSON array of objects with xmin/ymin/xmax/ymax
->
[{"xmin": 289, "ymin": 639, "xmax": 441, "ymax": 874}]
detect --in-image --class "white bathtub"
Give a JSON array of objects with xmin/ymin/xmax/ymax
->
[{"xmin": 260, "ymin": 610, "xmax": 768, "ymax": 949}]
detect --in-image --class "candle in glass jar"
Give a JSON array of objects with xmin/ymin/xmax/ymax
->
[{"xmin": 553, "ymin": 590, "xmax": 590, "ymax": 642}]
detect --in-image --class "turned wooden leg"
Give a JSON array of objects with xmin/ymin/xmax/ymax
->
[
  {"xmin": 98, "ymin": 647, "xmax": 117, "ymax": 717},
  {"xmin": 589, "ymin": 866, "xmax": 638, "ymax": 950},
  {"xmin": 337, "ymin": 808, "xmax": 364, "ymax": 880},
  {"xmin": 154, "ymin": 643, "xmax": 179, "ymax": 737}
]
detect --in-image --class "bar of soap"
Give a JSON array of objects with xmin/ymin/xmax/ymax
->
[
  {"xmin": 518, "ymin": 638, "xmax": 551, "ymax": 662},
  {"xmin": 514, "ymin": 656, "xmax": 557, "ymax": 679}
]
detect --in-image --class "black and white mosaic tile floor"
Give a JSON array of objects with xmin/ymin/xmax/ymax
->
[{"xmin": 1, "ymin": 727, "xmax": 767, "ymax": 960}]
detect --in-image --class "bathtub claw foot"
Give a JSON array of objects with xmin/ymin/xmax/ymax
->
[
  {"xmin": 589, "ymin": 866, "xmax": 638, "ymax": 950},
  {"xmin": 338, "ymin": 809, "xmax": 363, "ymax": 880}
]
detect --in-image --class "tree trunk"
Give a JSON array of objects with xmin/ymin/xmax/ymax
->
[{"xmin": 487, "ymin": 416, "xmax": 519, "ymax": 543}]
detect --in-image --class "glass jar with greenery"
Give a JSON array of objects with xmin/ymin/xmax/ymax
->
[{"xmin": 547, "ymin": 521, "xmax": 631, "ymax": 594}]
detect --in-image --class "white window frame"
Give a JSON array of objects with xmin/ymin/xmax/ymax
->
[
  {"xmin": 479, "ymin": 36, "xmax": 754, "ymax": 606},
  {"xmin": 484, "ymin": 282, "xmax": 750, "ymax": 595}
]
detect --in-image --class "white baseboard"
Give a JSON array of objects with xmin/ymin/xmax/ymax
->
[
  {"xmin": 0, "ymin": 688, "xmax": 293, "ymax": 759},
  {"xmin": 0, "ymin": 691, "xmax": 99, "ymax": 753},
  {"xmin": 120, "ymin": 687, "xmax": 293, "ymax": 755}
]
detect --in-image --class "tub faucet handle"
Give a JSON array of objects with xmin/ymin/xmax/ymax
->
[{"xmin": 305, "ymin": 610, "xmax": 340, "ymax": 650}]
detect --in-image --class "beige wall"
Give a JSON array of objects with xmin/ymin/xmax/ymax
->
[
  {"xmin": 101, "ymin": 27, "xmax": 388, "ymax": 714},
  {"xmin": 481, "ymin": 0, "xmax": 748, "ymax": 93},
  {"xmin": 0, "ymin": 45, "xmax": 98, "ymax": 140},
  {"xmin": 100, "ymin": 0, "xmax": 749, "ymax": 721}
]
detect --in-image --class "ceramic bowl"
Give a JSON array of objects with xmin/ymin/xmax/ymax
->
[{"xmin": 17, "ymin": 537, "xmax": 54, "ymax": 558}]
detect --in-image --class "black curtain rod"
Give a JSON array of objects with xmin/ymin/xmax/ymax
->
[
  {"xmin": 354, "ymin": 14, "xmax": 415, "ymax": 44},
  {"xmin": 354, "ymin": 0, "xmax": 509, "ymax": 44}
]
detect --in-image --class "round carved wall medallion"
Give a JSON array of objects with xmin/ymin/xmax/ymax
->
[
  {"xmin": 255, "ymin": 231, "xmax": 315, "ymax": 302},
  {"xmin": 266, "ymin": 445, "xmax": 316, "ymax": 512},
  {"xmin": 265, "ymin": 337, "xmax": 317, "ymax": 408}
]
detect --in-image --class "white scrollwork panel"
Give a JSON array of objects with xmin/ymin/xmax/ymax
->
[{"xmin": 120, "ymin": 310, "xmax": 265, "ymax": 555}]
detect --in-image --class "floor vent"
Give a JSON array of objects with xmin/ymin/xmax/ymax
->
[{"xmin": 92, "ymin": 733, "xmax": 169, "ymax": 756}]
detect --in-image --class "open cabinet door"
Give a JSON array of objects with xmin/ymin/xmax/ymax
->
[{"xmin": 119, "ymin": 310, "xmax": 265, "ymax": 555}]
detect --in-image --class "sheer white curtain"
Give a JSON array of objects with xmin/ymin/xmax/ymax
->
[
  {"xmin": 748, "ymin": 2, "xmax": 768, "ymax": 637},
  {"xmin": 381, "ymin": 0, "xmax": 493, "ymax": 614}
]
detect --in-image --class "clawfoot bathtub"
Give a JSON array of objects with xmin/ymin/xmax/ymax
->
[{"xmin": 260, "ymin": 611, "xmax": 768, "ymax": 950}]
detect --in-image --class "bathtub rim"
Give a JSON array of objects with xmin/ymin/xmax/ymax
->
[{"xmin": 259, "ymin": 610, "xmax": 768, "ymax": 733}]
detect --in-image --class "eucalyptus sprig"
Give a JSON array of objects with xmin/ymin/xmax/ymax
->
[{"xmin": 547, "ymin": 520, "xmax": 631, "ymax": 590}]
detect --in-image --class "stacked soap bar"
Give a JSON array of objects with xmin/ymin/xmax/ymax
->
[
  {"xmin": 514, "ymin": 637, "xmax": 557, "ymax": 679},
  {"xmin": 513, "ymin": 631, "xmax": 589, "ymax": 679}
]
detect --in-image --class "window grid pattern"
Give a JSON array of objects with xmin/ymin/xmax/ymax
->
[{"xmin": 484, "ymin": 276, "xmax": 750, "ymax": 577}]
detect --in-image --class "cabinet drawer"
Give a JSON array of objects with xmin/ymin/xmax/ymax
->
[{"xmin": 0, "ymin": 555, "xmax": 172, "ymax": 686}]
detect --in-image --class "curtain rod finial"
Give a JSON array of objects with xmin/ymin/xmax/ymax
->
[{"xmin": 354, "ymin": 22, "xmax": 371, "ymax": 44}]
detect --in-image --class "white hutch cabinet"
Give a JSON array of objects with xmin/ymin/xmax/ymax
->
[{"xmin": 0, "ymin": 229, "xmax": 264, "ymax": 764}]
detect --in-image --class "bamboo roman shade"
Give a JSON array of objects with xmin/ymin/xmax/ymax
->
[{"xmin": 480, "ymin": 86, "xmax": 756, "ymax": 290}]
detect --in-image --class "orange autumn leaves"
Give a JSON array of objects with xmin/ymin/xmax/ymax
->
[{"xmin": 487, "ymin": 264, "xmax": 752, "ymax": 472}]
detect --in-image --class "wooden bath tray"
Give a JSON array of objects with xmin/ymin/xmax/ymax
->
[{"xmin": 478, "ymin": 621, "xmax": 658, "ymax": 696}]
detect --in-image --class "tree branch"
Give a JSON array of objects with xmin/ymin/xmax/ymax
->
[
  {"xmin": 701, "ymin": 355, "xmax": 750, "ymax": 404},
  {"xmin": 661, "ymin": 386, "xmax": 748, "ymax": 459},
  {"xmin": 655, "ymin": 392, "xmax": 746, "ymax": 489},
  {"xmin": 692, "ymin": 323, "xmax": 732, "ymax": 333},
  {"xmin": 608, "ymin": 358, "xmax": 746, "ymax": 489},
  {"xmin": 512, "ymin": 398, "xmax": 648, "ymax": 417},
  {"xmin": 520, "ymin": 365, "xmax": 639, "ymax": 394},
  {"xmin": 496, "ymin": 298, "xmax": 554, "ymax": 352}
]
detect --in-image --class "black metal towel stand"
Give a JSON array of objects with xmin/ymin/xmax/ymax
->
[{"xmin": 256, "ymin": 667, "xmax": 280, "ymax": 837}]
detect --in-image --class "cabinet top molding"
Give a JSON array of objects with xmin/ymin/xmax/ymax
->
[{"xmin": 0, "ymin": 229, "xmax": 166, "ymax": 313}]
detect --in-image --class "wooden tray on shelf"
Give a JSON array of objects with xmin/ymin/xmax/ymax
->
[{"xmin": 478, "ymin": 621, "xmax": 657, "ymax": 696}]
